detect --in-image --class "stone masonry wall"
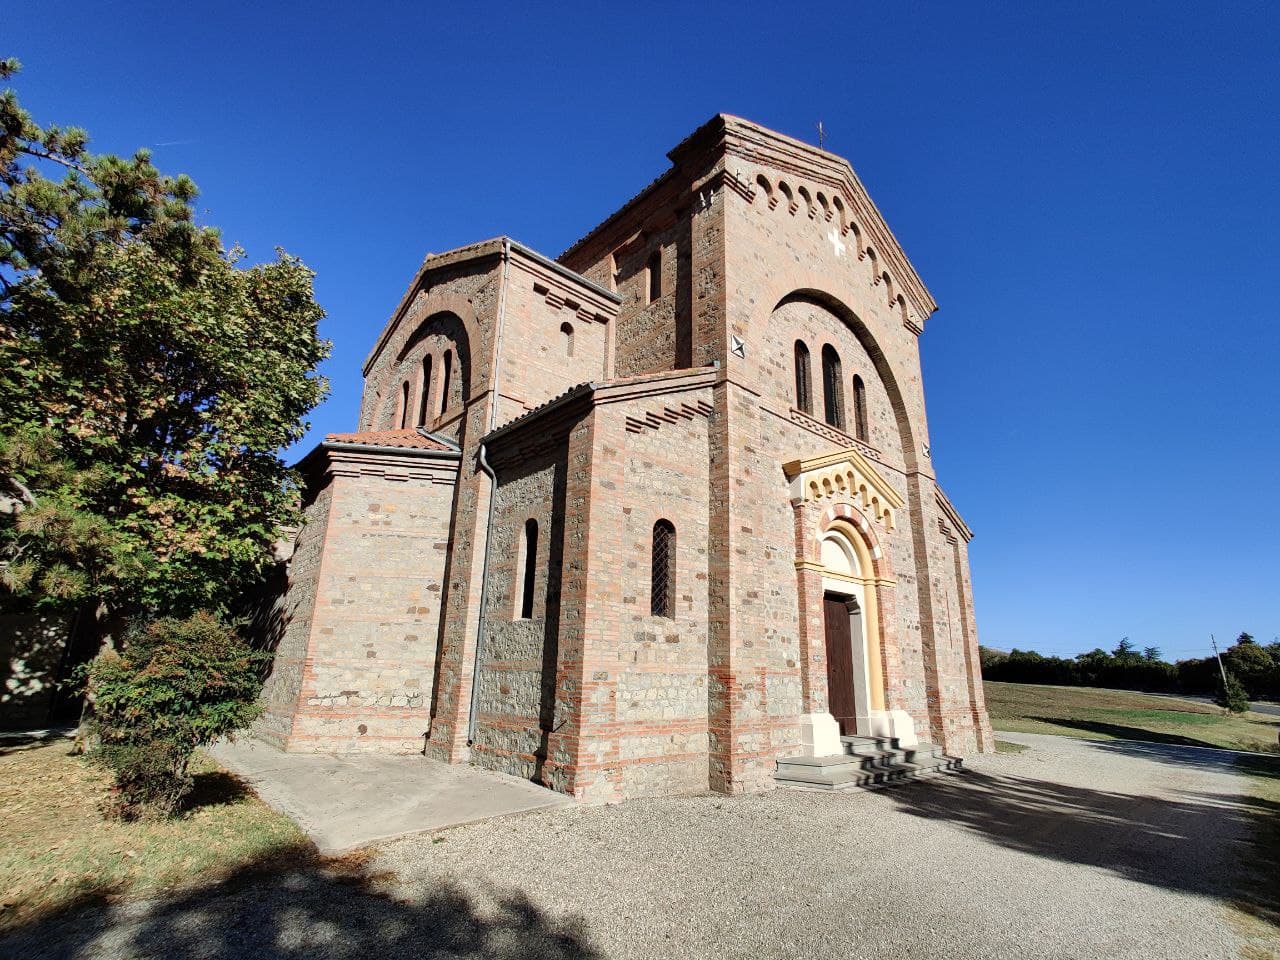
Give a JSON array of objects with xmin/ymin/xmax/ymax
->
[
  {"xmin": 283, "ymin": 452, "xmax": 457, "ymax": 753},
  {"xmin": 470, "ymin": 436, "xmax": 567, "ymax": 779},
  {"xmin": 612, "ymin": 393, "xmax": 712, "ymax": 797},
  {"xmin": 609, "ymin": 219, "xmax": 690, "ymax": 376},
  {"xmin": 255, "ymin": 482, "xmax": 333, "ymax": 748}
]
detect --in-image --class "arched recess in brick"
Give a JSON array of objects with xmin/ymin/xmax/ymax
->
[
  {"xmin": 361, "ymin": 287, "xmax": 482, "ymax": 430},
  {"xmin": 770, "ymin": 289, "xmax": 918, "ymax": 474},
  {"xmin": 377, "ymin": 310, "xmax": 472, "ymax": 427}
]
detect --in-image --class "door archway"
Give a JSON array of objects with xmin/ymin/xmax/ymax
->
[{"xmin": 818, "ymin": 529, "xmax": 873, "ymax": 737}]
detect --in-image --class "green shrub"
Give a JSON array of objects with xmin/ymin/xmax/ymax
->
[
  {"xmin": 87, "ymin": 612, "xmax": 267, "ymax": 819},
  {"xmin": 1214, "ymin": 672, "xmax": 1250, "ymax": 714}
]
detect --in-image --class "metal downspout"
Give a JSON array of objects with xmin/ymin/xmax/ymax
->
[{"xmin": 466, "ymin": 238, "xmax": 511, "ymax": 744}]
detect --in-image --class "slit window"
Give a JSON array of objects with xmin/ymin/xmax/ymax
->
[
  {"xmin": 440, "ymin": 349, "xmax": 453, "ymax": 415},
  {"xmin": 852, "ymin": 374, "xmax": 868, "ymax": 442},
  {"xmin": 561, "ymin": 322, "xmax": 574, "ymax": 357},
  {"xmin": 650, "ymin": 519, "xmax": 676, "ymax": 619},
  {"xmin": 821, "ymin": 345, "xmax": 845, "ymax": 431},
  {"xmin": 398, "ymin": 380, "xmax": 411, "ymax": 429},
  {"xmin": 794, "ymin": 340, "xmax": 812, "ymax": 414},
  {"xmin": 417, "ymin": 355, "xmax": 433, "ymax": 426},
  {"xmin": 518, "ymin": 518, "xmax": 538, "ymax": 619},
  {"xmin": 647, "ymin": 250, "xmax": 661, "ymax": 304}
]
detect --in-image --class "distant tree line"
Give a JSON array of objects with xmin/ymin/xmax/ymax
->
[{"xmin": 980, "ymin": 633, "xmax": 1280, "ymax": 703}]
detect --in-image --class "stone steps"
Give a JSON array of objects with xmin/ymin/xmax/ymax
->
[{"xmin": 773, "ymin": 734, "xmax": 962, "ymax": 791}]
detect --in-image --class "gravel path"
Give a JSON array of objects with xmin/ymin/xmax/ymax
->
[{"xmin": 5, "ymin": 733, "xmax": 1268, "ymax": 960}]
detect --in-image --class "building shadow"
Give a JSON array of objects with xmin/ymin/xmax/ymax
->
[
  {"xmin": 0, "ymin": 846, "xmax": 602, "ymax": 960},
  {"xmin": 886, "ymin": 768, "xmax": 1280, "ymax": 926}
]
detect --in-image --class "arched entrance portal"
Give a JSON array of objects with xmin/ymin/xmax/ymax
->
[
  {"xmin": 796, "ymin": 516, "xmax": 919, "ymax": 756},
  {"xmin": 785, "ymin": 449, "xmax": 918, "ymax": 757}
]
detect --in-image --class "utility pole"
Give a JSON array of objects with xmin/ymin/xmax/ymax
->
[{"xmin": 1211, "ymin": 634, "xmax": 1230, "ymax": 688}]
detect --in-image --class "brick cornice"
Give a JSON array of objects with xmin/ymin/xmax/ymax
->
[
  {"xmin": 298, "ymin": 441, "xmax": 461, "ymax": 486},
  {"xmin": 935, "ymin": 484, "xmax": 974, "ymax": 542},
  {"xmin": 712, "ymin": 117, "xmax": 938, "ymax": 327},
  {"xmin": 363, "ymin": 238, "xmax": 617, "ymax": 376}
]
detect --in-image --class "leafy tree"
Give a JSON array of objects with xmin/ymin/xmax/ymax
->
[
  {"xmin": 1113, "ymin": 637, "xmax": 1138, "ymax": 660},
  {"xmin": 0, "ymin": 58, "xmax": 329, "ymax": 627},
  {"xmin": 1237, "ymin": 632, "xmax": 1256, "ymax": 645},
  {"xmin": 1143, "ymin": 646, "xmax": 1161, "ymax": 662},
  {"xmin": 86, "ymin": 612, "xmax": 267, "ymax": 818},
  {"xmin": 1224, "ymin": 638, "xmax": 1277, "ymax": 700}
]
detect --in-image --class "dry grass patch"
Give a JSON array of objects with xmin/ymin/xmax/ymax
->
[
  {"xmin": 0, "ymin": 734, "xmax": 311, "ymax": 933},
  {"xmin": 985, "ymin": 681, "xmax": 1280, "ymax": 753}
]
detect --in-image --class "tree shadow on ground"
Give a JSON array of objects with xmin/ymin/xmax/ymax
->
[
  {"xmin": 1024, "ymin": 715, "xmax": 1279, "ymax": 751},
  {"xmin": 181, "ymin": 769, "xmax": 253, "ymax": 810},
  {"xmin": 1080, "ymin": 737, "xmax": 1280, "ymax": 780},
  {"xmin": 888, "ymin": 767, "xmax": 1280, "ymax": 929},
  {"xmin": 0, "ymin": 844, "xmax": 602, "ymax": 960},
  {"xmin": 0, "ymin": 728, "xmax": 75, "ymax": 757}
]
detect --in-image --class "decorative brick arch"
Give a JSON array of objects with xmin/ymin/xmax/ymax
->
[
  {"xmin": 764, "ymin": 284, "xmax": 921, "ymax": 474},
  {"xmin": 362, "ymin": 288, "xmax": 482, "ymax": 430}
]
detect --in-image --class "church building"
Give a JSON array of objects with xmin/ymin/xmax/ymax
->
[{"xmin": 256, "ymin": 115, "xmax": 994, "ymax": 801}]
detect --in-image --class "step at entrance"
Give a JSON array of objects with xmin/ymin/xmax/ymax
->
[{"xmin": 773, "ymin": 734, "xmax": 962, "ymax": 791}]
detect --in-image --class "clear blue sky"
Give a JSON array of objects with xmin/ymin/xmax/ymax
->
[{"xmin": 11, "ymin": 1, "xmax": 1279, "ymax": 660}]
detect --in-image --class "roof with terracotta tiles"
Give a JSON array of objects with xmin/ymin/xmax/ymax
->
[{"xmin": 324, "ymin": 428, "xmax": 457, "ymax": 451}]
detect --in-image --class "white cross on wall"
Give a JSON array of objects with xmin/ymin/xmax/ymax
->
[{"xmin": 827, "ymin": 227, "xmax": 845, "ymax": 257}]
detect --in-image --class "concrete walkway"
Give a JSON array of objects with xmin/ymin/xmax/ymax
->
[{"xmin": 208, "ymin": 737, "xmax": 572, "ymax": 854}]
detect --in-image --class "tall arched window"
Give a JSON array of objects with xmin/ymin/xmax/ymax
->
[
  {"xmin": 439, "ymin": 349, "xmax": 453, "ymax": 416},
  {"xmin": 398, "ymin": 380, "xmax": 411, "ymax": 429},
  {"xmin": 518, "ymin": 518, "xmax": 538, "ymax": 619},
  {"xmin": 561, "ymin": 322, "xmax": 574, "ymax": 358},
  {"xmin": 852, "ymin": 374, "xmax": 868, "ymax": 442},
  {"xmin": 650, "ymin": 519, "xmax": 676, "ymax": 619},
  {"xmin": 821, "ymin": 345, "xmax": 845, "ymax": 430},
  {"xmin": 417, "ymin": 354, "xmax": 433, "ymax": 426},
  {"xmin": 794, "ymin": 340, "xmax": 812, "ymax": 414},
  {"xmin": 647, "ymin": 250, "xmax": 661, "ymax": 304}
]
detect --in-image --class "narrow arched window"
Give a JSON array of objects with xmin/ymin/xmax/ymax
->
[
  {"xmin": 794, "ymin": 340, "xmax": 812, "ymax": 414},
  {"xmin": 852, "ymin": 374, "xmax": 868, "ymax": 442},
  {"xmin": 440, "ymin": 349, "xmax": 453, "ymax": 416},
  {"xmin": 518, "ymin": 518, "xmax": 538, "ymax": 619},
  {"xmin": 417, "ymin": 354, "xmax": 433, "ymax": 426},
  {"xmin": 647, "ymin": 250, "xmax": 661, "ymax": 304},
  {"xmin": 561, "ymin": 322, "xmax": 574, "ymax": 358},
  {"xmin": 398, "ymin": 380, "xmax": 411, "ymax": 429},
  {"xmin": 821, "ymin": 345, "xmax": 845, "ymax": 430},
  {"xmin": 650, "ymin": 519, "xmax": 675, "ymax": 619}
]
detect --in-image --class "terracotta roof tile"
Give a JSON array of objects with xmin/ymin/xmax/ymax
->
[{"xmin": 325, "ymin": 429, "xmax": 455, "ymax": 451}]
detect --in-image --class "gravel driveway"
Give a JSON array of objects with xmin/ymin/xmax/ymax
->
[{"xmin": 5, "ymin": 733, "xmax": 1272, "ymax": 960}]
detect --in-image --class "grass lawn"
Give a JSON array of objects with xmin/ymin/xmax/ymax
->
[
  {"xmin": 985, "ymin": 681, "xmax": 1280, "ymax": 754},
  {"xmin": 0, "ymin": 734, "xmax": 312, "ymax": 933}
]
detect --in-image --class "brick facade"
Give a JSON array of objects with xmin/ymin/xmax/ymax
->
[{"xmin": 259, "ymin": 115, "xmax": 993, "ymax": 798}]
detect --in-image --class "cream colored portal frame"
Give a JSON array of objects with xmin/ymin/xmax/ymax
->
[{"xmin": 786, "ymin": 450, "xmax": 918, "ymax": 754}]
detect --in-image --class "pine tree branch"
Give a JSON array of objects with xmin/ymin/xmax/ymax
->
[{"xmin": 18, "ymin": 145, "xmax": 88, "ymax": 174}]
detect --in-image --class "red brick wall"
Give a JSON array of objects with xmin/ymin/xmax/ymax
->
[{"xmin": 266, "ymin": 448, "xmax": 458, "ymax": 753}]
